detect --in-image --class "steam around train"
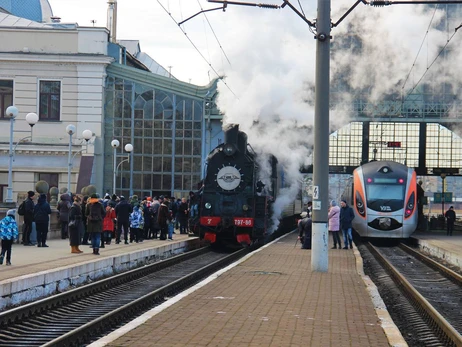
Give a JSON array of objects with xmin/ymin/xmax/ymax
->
[
  {"xmin": 342, "ymin": 160, "xmax": 418, "ymax": 238},
  {"xmin": 195, "ymin": 124, "xmax": 298, "ymax": 247}
]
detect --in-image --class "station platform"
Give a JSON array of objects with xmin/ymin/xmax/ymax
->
[
  {"xmin": 0, "ymin": 234, "xmax": 199, "ymax": 310},
  {"xmin": 411, "ymin": 229, "xmax": 462, "ymax": 269},
  {"xmin": 90, "ymin": 232, "xmax": 406, "ymax": 347}
]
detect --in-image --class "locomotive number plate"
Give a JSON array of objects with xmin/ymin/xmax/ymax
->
[
  {"xmin": 200, "ymin": 217, "xmax": 221, "ymax": 226},
  {"xmin": 233, "ymin": 217, "xmax": 254, "ymax": 227}
]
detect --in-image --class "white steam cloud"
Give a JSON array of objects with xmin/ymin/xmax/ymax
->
[{"xmin": 214, "ymin": 2, "xmax": 462, "ymax": 224}]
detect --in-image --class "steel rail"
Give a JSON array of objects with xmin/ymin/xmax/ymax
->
[
  {"xmin": 0, "ymin": 247, "xmax": 210, "ymax": 326},
  {"xmin": 42, "ymin": 248, "xmax": 247, "ymax": 346},
  {"xmin": 399, "ymin": 243, "xmax": 462, "ymax": 285},
  {"xmin": 367, "ymin": 242, "xmax": 462, "ymax": 346}
]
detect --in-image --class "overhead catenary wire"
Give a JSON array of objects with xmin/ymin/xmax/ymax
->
[
  {"xmin": 401, "ymin": 5, "xmax": 439, "ymax": 94},
  {"xmin": 403, "ymin": 24, "xmax": 461, "ymax": 99},
  {"xmin": 156, "ymin": 0, "xmax": 238, "ymax": 98},
  {"xmin": 196, "ymin": 0, "xmax": 232, "ymax": 66}
]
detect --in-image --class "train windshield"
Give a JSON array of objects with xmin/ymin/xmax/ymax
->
[{"xmin": 366, "ymin": 184, "xmax": 405, "ymax": 201}]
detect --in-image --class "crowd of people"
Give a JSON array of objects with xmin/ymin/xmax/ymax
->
[
  {"xmin": 297, "ymin": 199, "xmax": 355, "ymax": 250},
  {"xmin": 0, "ymin": 190, "xmax": 200, "ymax": 264}
]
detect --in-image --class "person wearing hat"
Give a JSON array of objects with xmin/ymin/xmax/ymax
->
[
  {"xmin": 445, "ymin": 206, "xmax": 456, "ymax": 236},
  {"xmin": 34, "ymin": 194, "xmax": 52, "ymax": 247},
  {"xmin": 340, "ymin": 200, "xmax": 355, "ymax": 249},
  {"xmin": 298, "ymin": 211, "xmax": 312, "ymax": 249},
  {"xmin": 85, "ymin": 193, "xmax": 106, "ymax": 255},
  {"xmin": 22, "ymin": 190, "xmax": 36, "ymax": 246},
  {"xmin": 328, "ymin": 200, "xmax": 341, "ymax": 249},
  {"xmin": 0, "ymin": 209, "xmax": 19, "ymax": 265}
]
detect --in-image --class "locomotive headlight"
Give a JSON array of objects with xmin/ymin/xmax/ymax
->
[
  {"xmin": 405, "ymin": 192, "xmax": 415, "ymax": 218},
  {"xmin": 223, "ymin": 143, "xmax": 236, "ymax": 156},
  {"xmin": 242, "ymin": 204, "xmax": 249, "ymax": 211},
  {"xmin": 355, "ymin": 191, "xmax": 366, "ymax": 217},
  {"xmin": 205, "ymin": 202, "xmax": 212, "ymax": 209}
]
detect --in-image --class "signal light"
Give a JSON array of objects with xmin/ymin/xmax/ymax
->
[
  {"xmin": 367, "ymin": 178, "xmax": 372, "ymax": 183},
  {"xmin": 398, "ymin": 179, "xmax": 404, "ymax": 184}
]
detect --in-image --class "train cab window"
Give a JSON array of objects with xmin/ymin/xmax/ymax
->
[{"xmin": 366, "ymin": 184, "xmax": 405, "ymax": 201}]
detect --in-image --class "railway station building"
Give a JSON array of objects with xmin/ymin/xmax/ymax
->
[{"xmin": 0, "ymin": 0, "xmax": 223, "ymax": 203}]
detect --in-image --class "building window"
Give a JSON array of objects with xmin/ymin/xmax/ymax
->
[
  {"xmin": 0, "ymin": 80, "xmax": 13, "ymax": 119},
  {"xmin": 39, "ymin": 81, "xmax": 61, "ymax": 120}
]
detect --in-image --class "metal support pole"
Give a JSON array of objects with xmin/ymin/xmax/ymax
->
[
  {"xmin": 67, "ymin": 132, "xmax": 73, "ymax": 193},
  {"xmin": 171, "ymin": 94, "xmax": 177, "ymax": 197},
  {"xmin": 442, "ymin": 175, "xmax": 446, "ymax": 224},
  {"xmin": 6, "ymin": 117, "xmax": 15, "ymax": 203},
  {"xmin": 113, "ymin": 147, "xmax": 117, "ymax": 194},
  {"xmin": 129, "ymin": 82, "xmax": 135, "ymax": 197},
  {"xmin": 311, "ymin": 0, "xmax": 331, "ymax": 272}
]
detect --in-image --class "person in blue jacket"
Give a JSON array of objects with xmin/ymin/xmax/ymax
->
[
  {"xmin": 340, "ymin": 199, "xmax": 355, "ymax": 249},
  {"xmin": 0, "ymin": 209, "xmax": 19, "ymax": 265}
]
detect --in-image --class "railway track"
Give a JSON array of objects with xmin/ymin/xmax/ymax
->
[
  {"xmin": 0, "ymin": 247, "xmax": 247, "ymax": 346},
  {"xmin": 361, "ymin": 242, "xmax": 462, "ymax": 347}
]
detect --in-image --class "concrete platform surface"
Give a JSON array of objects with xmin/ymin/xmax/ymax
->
[
  {"xmin": 91, "ymin": 232, "xmax": 405, "ymax": 347},
  {"xmin": 411, "ymin": 229, "xmax": 462, "ymax": 269}
]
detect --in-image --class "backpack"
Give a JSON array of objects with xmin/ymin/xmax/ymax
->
[
  {"xmin": 18, "ymin": 201, "xmax": 26, "ymax": 216},
  {"xmin": 88, "ymin": 203, "xmax": 102, "ymax": 222}
]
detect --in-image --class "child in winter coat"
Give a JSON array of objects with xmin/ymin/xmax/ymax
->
[
  {"xmin": 129, "ymin": 205, "xmax": 144, "ymax": 243},
  {"xmin": 0, "ymin": 209, "xmax": 19, "ymax": 265},
  {"xmin": 102, "ymin": 205, "xmax": 116, "ymax": 247}
]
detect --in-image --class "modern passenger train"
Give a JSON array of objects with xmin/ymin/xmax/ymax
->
[
  {"xmin": 342, "ymin": 160, "xmax": 418, "ymax": 238},
  {"xmin": 191, "ymin": 124, "xmax": 301, "ymax": 247}
]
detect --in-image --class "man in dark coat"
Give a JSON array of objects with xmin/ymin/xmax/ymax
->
[
  {"xmin": 57, "ymin": 194, "xmax": 72, "ymax": 239},
  {"xmin": 85, "ymin": 193, "xmax": 106, "ymax": 255},
  {"xmin": 22, "ymin": 190, "xmax": 35, "ymax": 246},
  {"xmin": 340, "ymin": 200, "xmax": 355, "ymax": 249},
  {"xmin": 445, "ymin": 206, "xmax": 456, "ymax": 236},
  {"xmin": 157, "ymin": 200, "xmax": 171, "ymax": 240},
  {"xmin": 417, "ymin": 180, "xmax": 425, "ymax": 229},
  {"xmin": 298, "ymin": 211, "xmax": 312, "ymax": 249},
  {"xmin": 178, "ymin": 198, "xmax": 189, "ymax": 234},
  {"xmin": 34, "ymin": 194, "xmax": 52, "ymax": 247},
  {"xmin": 115, "ymin": 196, "xmax": 132, "ymax": 244}
]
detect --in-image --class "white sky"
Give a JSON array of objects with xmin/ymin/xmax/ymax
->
[{"xmin": 48, "ymin": 0, "xmax": 251, "ymax": 86}]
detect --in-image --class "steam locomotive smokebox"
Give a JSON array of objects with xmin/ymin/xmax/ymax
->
[{"xmin": 224, "ymin": 124, "xmax": 239, "ymax": 145}]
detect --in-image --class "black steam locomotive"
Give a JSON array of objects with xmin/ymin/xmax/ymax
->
[{"xmin": 196, "ymin": 124, "xmax": 278, "ymax": 247}]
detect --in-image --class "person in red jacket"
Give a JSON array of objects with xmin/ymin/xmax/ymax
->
[{"xmin": 102, "ymin": 204, "xmax": 116, "ymax": 246}]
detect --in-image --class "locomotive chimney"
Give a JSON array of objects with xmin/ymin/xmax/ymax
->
[
  {"xmin": 237, "ymin": 131, "xmax": 248, "ymax": 154},
  {"xmin": 224, "ymin": 124, "xmax": 239, "ymax": 145}
]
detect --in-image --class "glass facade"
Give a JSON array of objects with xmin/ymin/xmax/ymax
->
[
  {"xmin": 329, "ymin": 121, "xmax": 462, "ymax": 169},
  {"xmin": 329, "ymin": 122, "xmax": 363, "ymax": 167},
  {"xmin": 104, "ymin": 76, "xmax": 204, "ymax": 198}
]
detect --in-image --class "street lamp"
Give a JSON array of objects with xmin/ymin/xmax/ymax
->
[
  {"xmin": 111, "ymin": 139, "xmax": 120, "ymax": 194},
  {"xmin": 5, "ymin": 106, "xmax": 38, "ymax": 203},
  {"xmin": 66, "ymin": 124, "xmax": 76, "ymax": 194},
  {"xmin": 112, "ymin": 141, "xmax": 133, "ymax": 195},
  {"xmin": 66, "ymin": 125, "xmax": 93, "ymax": 194}
]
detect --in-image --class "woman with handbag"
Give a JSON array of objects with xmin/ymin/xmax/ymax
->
[{"xmin": 69, "ymin": 196, "xmax": 83, "ymax": 254}]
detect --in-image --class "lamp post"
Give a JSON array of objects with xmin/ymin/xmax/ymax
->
[
  {"xmin": 5, "ymin": 106, "xmax": 38, "ymax": 203},
  {"xmin": 66, "ymin": 126, "xmax": 93, "ymax": 194},
  {"xmin": 66, "ymin": 124, "xmax": 76, "ymax": 194},
  {"xmin": 112, "ymin": 141, "xmax": 133, "ymax": 195},
  {"xmin": 111, "ymin": 139, "xmax": 120, "ymax": 194}
]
